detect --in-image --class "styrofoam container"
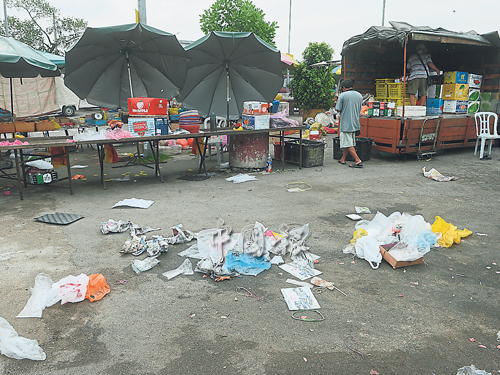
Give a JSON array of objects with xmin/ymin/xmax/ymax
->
[{"xmin": 396, "ymin": 106, "xmax": 427, "ymax": 117}]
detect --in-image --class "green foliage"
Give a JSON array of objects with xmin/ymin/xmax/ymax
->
[
  {"xmin": 0, "ymin": 0, "xmax": 87, "ymax": 54},
  {"xmin": 290, "ymin": 42, "xmax": 336, "ymax": 111},
  {"xmin": 200, "ymin": 0, "xmax": 278, "ymax": 46}
]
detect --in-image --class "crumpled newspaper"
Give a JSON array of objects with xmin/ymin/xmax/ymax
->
[
  {"xmin": 422, "ymin": 167, "xmax": 457, "ymax": 182},
  {"xmin": 100, "ymin": 219, "xmax": 130, "ymax": 234}
]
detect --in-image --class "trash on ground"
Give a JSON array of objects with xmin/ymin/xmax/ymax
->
[
  {"xmin": 279, "ymin": 262, "xmax": 322, "ymax": 280},
  {"xmin": 112, "ymin": 198, "xmax": 154, "ymax": 209},
  {"xmin": 291, "ymin": 309, "xmax": 324, "ymax": 322},
  {"xmin": 0, "ymin": 251, "xmax": 25, "ymax": 261},
  {"xmin": 346, "ymin": 214, "xmax": 362, "ymax": 221},
  {"xmin": 355, "ymin": 206, "xmax": 371, "ymax": 214},
  {"xmin": 71, "ymin": 165, "xmax": 88, "ymax": 169},
  {"xmin": 456, "ymin": 364, "xmax": 491, "ymax": 375},
  {"xmin": 422, "ymin": 167, "xmax": 457, "ymax": 182},
  {"xmin": 110, "ymin": 176, "xmax": 131, "ymax": 182},
  {"xmin": 281, "ymin": 287, "xmax": 321, "ymax": 310},
  {"xmin": 17, "ymin": 273, "xmax": 109, "ymax": 318},
  {"xmin": 34, "ymin": 212, "xmax": 83, "ymax": 225},
  {"xmin": 0, "ymin": 317, "xmax": 46, "ymax": 360},
  {"xmin": 224, "ymin": 252, "xmax": 271, "ymax": 276},
  {"xmin": 270, "ymin": 255, "xmax": 284, "ymax": 265},
  {"xmin": 286, "ymin": 182, "xmax": 312, "ymax": 192},
  {"xmin": 226, "ymin": 173, "xmax": 257, "ymax": 183},
  {"xmin": 343, "ymin": 212, "xmax": 439, "ymax": 268},
  {"xmin": 162, "ymin": 259, "xmax": 194, "ymax": 280},
  {"xmin": 286, "ymin": 279, "xmax": 312, "ymax": 288},
  {"xmin": 130, "ymin": 223, "xmax": 161, "ymax": 236},
  {"xmin": 132, "ymin": 257, "xmax": 160, "ymax": 274},
  {"xmin": 344, "ymin": 335, "xmax": 364, "ymax": 359},
  {"xmin": 431, "ymin": 216, "xmax": 472, "ymax": 247},
  {"xmin": 101, "ymin": 219, "xmax": 130, "ymax": 234},
  {"xmin": 235, "ymin": 287, "xmax": 261, "ymax": 301},
  {"xmin": 310, "ymin": 276, "xmax": 347, "ymax": 296}
]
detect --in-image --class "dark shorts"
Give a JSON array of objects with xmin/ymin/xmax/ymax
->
[{"xmin": 407, "ymin": 78, "xmax": 427, "ymax": 96}]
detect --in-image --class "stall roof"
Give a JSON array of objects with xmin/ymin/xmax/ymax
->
[{"xmin": 342, "ymin": 21, "xmax": 500, "ymax": 54}]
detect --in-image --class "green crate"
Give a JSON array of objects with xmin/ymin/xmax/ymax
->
[{"xmin": 284, "ymin": 139, "xmax": 326, "ymax": 167}]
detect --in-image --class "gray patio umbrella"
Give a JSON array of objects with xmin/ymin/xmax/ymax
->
[
  {"xmin": 64, "ymin": 23, "xmax": 190, "ymax": 110},
  {"xmin": 0, "ymin": 36, "xmax": 60, "ymax": 116},
  {"xmin": 179, "ymin": 32, "xmax": 283, "ymax": 121}
]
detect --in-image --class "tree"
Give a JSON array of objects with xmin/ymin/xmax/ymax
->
[
  {"xmin": 200, "ymin": 0, "xmax": 278, "ymax": 46},
  {"xmin": 0, "ymin": 0, "xmax": 87, "ymax": 55},
  {"xmin": 290, "ymin": 42, "xmax": 336, "ymax": 113}
]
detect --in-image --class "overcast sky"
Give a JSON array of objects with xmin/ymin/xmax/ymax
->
[{"xmin": 4, "ymin": 0, "xmax": 500, "ymax": 59}]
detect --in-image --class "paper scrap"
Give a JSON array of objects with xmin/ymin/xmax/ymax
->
[
  {"xmin": 355, "ymin": 206, "xmax": 371, "ymax": 214},
  {"xmin": 346, "ymin": 214, "xmax": 362, "ymax": 221},
  {"xmin": 281, "ymin": 287, "xmax": 321, "ymax": 310},
  {"xmin": 422, "ymin": 167, "xmax": 457, "ymax": 182},
  {"xmin": 270, "ymin": 255, "xmax": 284, "ymax": 265},
  {"xmin": 71, "ymin": 165, "xmax": 88, "ymax": 169},
  {"xmin": 279, "ymin": 262, "xmax": 322, "ymax": 281},
  {"xmin": 226, "ymin": 173, "xmax": 257, "ymax": 183},
  {"xmin": 285, "ymin": 279, "xmax": 312, "ymax": 288},
  {"xmin": 112, "ymin": 198, "xmax": 154, "ymax": 209}
]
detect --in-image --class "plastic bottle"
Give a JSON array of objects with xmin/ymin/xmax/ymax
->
[{"xmin": 266, "ymin": 154, "xmax": 272, "ymax": 172}]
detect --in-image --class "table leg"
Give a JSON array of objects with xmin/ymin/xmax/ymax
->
[
  {"xmin": 280, "ymin": 131, "xmax": 285, "ymax": 171},
  {"xmin": 197, "ymin": 137, "xmax": 208, "ymax": 176},
  {"xmin": 20, "ymin": 150, "xmax": 28, "ymax": 188},
  {"xmin": 64, "ymin": 147, "xmax": 73, "ymax": 195},
  {"xmin": 14, "ymin": 149, "xmax": 23, "ymax": 200},
  {"xmin": 299, "ymin": 130, "xmax": 303, "ymax": 169},
  {"xmin": 96, "ymin": 144, "xmax": 106, "ymax": 190},
  {"xmin": 149, "ymin": 140, "xmax": 163, "ymax": 183}
]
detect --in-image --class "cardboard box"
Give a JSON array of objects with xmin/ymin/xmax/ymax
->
[
  {"xmin": 27, "ymin": 168, "xmax": 58, "ymax": 185},
  {"xmin": 467, "ymin": 101, "xmax": 480, "ymax": 114},
  {"xmin": 379, "ymin": 245, "xmax": 423, "ymax": 269},
  {"xmin": 154, "ymin": 118, "xmax": 169, "ymax": 136},
  {"xmin": 442, "ymin": 84, "xmax": 469, "ymax": 100},
  {"xmin": 443, "ymin": 100, "xmax": 468, "ymax": 113},
  {"xmin": 128, "ymin": 117, "xmax": 156, "ymax": 137},
  {"xmin": 35, "ymin": 121, "xmax": 55, "ymax": 131},
  {"xmin": 468, "ymin": 74, "xmax": 483, "ymax": 89},
  {"xmin": 0, "ymin": 123, "xmax": 15, "ymax": 134},
  {"xmin": 242, "ymin": 114, "xmax": 270, "ymax": 130},
  {"xmin": 444, "ymin": 71, "xmax": 468, "ymax": 84},
  {"xmin": 243, "ymin": 101, "xmax": 269, "ymax": 115},
  {"xmin": 127, "ymin": 97, "xmax": 168, "ymax": 116},
  {"xmin": 426, "ymin": 98, "xmax": 443, "ymax": 115},
  {"xmin": 427, "ymin": 84, "xmax": 442, "ymax": 99},
  {"xmin": 14, "ymin": 121, "xmax": 35, "ymax": 133},
  {"xmin": 468, "ymin": 88, "xmax": 480, "ymax": 102}
]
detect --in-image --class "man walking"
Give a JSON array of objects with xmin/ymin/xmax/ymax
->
[{"xmin": 335, "ymin": 79, "xmax": 363, "ymax": 168}]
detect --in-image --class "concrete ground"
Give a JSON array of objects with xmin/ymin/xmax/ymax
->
[{"xmin": 0, "ymin": 126, "xmax": 499, "ymax": 375}]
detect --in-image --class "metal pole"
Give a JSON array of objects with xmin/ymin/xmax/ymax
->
[
  {"xmin": 382, "ymin": 0, "xmax": 386, "ymax": 26},
  {"xmin": 125, "ymin": 50, "xmax": 134, "ymax": 98},
  {"xmin": 3, "ymin": 0, "xmax": 9, "ymax": 37},
  {"xmin": 286, "ymin": 0, "xmax": 292, "ymax": 93},
  {"xmin": 226, "ymin": 63, "xmax": 230, "ymax": 122},
  {"xmin": 138, "ymin": 0, "xmax": 147, "ymax": 24}
]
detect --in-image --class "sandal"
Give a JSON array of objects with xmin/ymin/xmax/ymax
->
[
  {"xmin": 349, "ymin": 163, "xmax": 363, "ymax": 168},
  {"xmin": 338, "ymin": 160, "xmax": 346, "ymax": 165}
]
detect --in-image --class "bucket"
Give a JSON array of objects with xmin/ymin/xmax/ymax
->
[
  {"xmin": 179, "ymin": 124, "xmax": 200, "ymax": 133},
  {"xmin": 309, "ymin": 131, "xmax": 320, "ymax": 140}
]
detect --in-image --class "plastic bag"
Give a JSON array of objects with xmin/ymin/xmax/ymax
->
[
  {"xmin": 223, "ymin": 252, "xmax": 271, "ymax": 276},
  {"xmin": 456, "ymin": 364, "xmax": 491, "ymax": 375},
  {"xmin": 350, "ymin": 228, "xmax": 368, "ymax": 245},
  {"xmin": 162, "ymin": 259, "xmax": 194, "ymax": 280},
  {"xmin": 431, "ymin": 216, "xmax": 472, "ymax": 247},
  {"xmin": 85, "ymin": 274, "xmax": 110, "ymax": 302},
  {"xmin": 0, "ymin": 317, "xmax": 46, "ymax": 360},
  {"xmin": 354, "ymin": 236, "xmax": 382, "ymax": 269},
  {"xmin": 132, "ymin": 257, "xmax": 160, "ymax": 274},
  {"xmin": 17, "ymin": 273, "xmax": 54, "ymax": 318},
  {"xmin": 355, "ymin": 212, "xmax": 396, "ymax": 244},
  {"xmin": 46, "ymin": 274, "xmax": 89, "ymax": 306}
]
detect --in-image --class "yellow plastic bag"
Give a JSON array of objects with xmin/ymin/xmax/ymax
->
[
  {"xmin": 431, "ymin": 216, "xmax": 472, "ymax": 247},
  {"xmin": 350, "ymin": 228, "xmax": 368, "ymax": 245}
]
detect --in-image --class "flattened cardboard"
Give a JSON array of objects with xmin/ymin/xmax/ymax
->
[{"xmin": 379, "ymin": 245, "xmax": 423, "ymax": 269}]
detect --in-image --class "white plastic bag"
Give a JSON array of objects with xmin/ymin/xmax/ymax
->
[
  {"xmin": 354, "ymin": 236, "xmax": 382, "ymax": 269},
  {"xmin": 0, "ymin": 317, "xmax": 46, "ymax": 360},
  {"xmin": 162, "ymin": 259, "xmax": 194, "ymax": 280},
  {"xmin": 131, "ymin": 257, "xmax": 160, "ymax": 274},
  {"xmin": 17, "ymin": 273, "xmax": 54, "ymax": 318}
]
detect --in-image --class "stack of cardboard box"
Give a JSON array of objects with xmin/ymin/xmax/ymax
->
[{"xmin": 242, "ymin": 101, "xmax": 270, "ymax": 130}]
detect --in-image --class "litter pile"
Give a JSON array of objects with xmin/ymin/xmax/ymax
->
[{"xmin": 343, "ymin": 211, "xmax": 472, "ymax": 269}]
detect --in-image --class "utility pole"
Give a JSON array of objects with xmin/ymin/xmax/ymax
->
[
  {"xmin": 3, "ymin": 0, "xmax": 9, "ymax": 37},
  {"xmin": 382, "ymin": 0, "xmax": 386, "ymax": 26},
  {"xmin": 287, "ymin": 0, "xmax": 292, "ymax": 54},
  {"xmin": 138, "ymin": 0, "xmax": 147, "ymax": 24}
]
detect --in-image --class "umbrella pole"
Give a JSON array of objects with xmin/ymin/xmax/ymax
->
[
  {"xmin": 226, "ymin": 64, "xmax": 229, "ymax": 124},
  {"xmin": 9, "ymin": 78, "xmax": 13, "ymax": 120},
  {"xmin": 126, "ymin": 50, "xmax": 134, "ymax": 98}
]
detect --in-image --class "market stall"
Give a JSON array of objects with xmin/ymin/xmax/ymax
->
[{"xmin": 340, "ymin": 21, "xmax": 500, "ymax": 156}]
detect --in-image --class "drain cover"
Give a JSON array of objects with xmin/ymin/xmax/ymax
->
[{"xmin": 34, "ymin": 212, "xmax": 83, "ymax": 225}]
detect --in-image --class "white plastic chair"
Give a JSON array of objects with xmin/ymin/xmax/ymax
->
[
  {"xmin": 202, "ymin": 117, "xmax": 227, "ymax": 164},
  {"xmin": 474, "ymin": 112, "xmax": 500, "ymax": 159}
]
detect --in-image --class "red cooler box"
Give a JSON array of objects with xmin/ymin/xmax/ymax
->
[{"xmin": 128, "ymin": 98, "xmax": 168, "ymax": 116}]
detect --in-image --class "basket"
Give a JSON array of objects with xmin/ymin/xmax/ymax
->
[
  {"xmin": 375, "ymin": 79, "xmax": 390, "ymax": 98},
  {"xmin": 387, "ymin": 83, "xmax": 408, "ymax": 99}
]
